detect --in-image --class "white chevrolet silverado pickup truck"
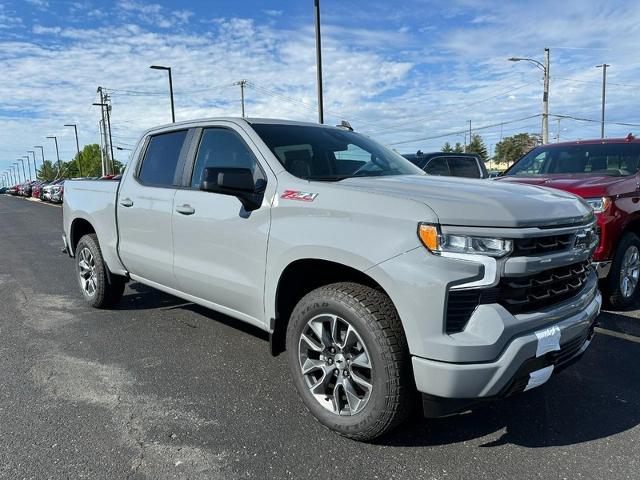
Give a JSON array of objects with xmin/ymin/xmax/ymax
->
[{"xmin": 63, "ymin": 118, "xmax": 601, "ymax": 440}]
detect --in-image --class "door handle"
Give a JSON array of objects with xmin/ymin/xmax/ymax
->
[
  {"xmin": 176, "ymin": 204, "xmax": 195, "ymax": 215},
  {"xmin": 119, "ymin": 197, "xmax": 134, "ymax": 207}
]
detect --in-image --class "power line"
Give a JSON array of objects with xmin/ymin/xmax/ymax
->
[
  {"xmin": 550, "ymin": 113, "xmax": 640, "ymax": 128},
  {"xmin": 387, "ymin": 114, "xmax": 543, "ymax": 146},
  {"xmin": 363, "ymin": 80, "xmax": 542, "ymax": 136}
]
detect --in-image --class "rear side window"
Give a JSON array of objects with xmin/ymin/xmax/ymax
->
[
  {"xmin": 447, "ymin": 157, "xmax": 481, "ymax": 178},
  {"xmin": 424, "ymin": 157, "xmax": 449, "ymax": 176},
  {"xmin": 138, "ymin": 130, "xmax": 188, "ymax": 186},
  {"xmin": 190, "ymin": 128, "xmax": 261, "ymax": 187}
]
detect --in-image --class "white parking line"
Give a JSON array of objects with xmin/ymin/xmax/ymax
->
[{"xmin": 595, "ymin": 327, "xmax": 640, "ymax": 344}]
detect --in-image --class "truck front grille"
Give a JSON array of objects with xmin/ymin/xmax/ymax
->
[
  {"xmin": 512, "ymin": 234, "xmax": 573, "ymax": 256},
  {"xmin": 445, "ymin": 260, "xmax": 592, "ymax": 333}
]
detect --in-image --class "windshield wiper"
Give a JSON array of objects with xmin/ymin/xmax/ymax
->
[{"xmin": 305, "ymin": 175, "xmax": 350, "ymax": 181}]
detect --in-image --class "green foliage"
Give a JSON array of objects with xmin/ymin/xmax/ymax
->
[
  {"xmin": 453, "ymin": 142, "xmax": 464, "ymax": 153},
  {"xmin": 35, "ymin": 144, "xmax": 124, "ymax": 180},
  {"xmin": 441, "ymin": 142, "xmax": 453, "ymax": 152},
  {"xmin": 494, "ymin": 133, "xmax": 542, "ymax": 164},
  {"xmin": 466, "ymin": 134, "xmax": 488, "ymax": 162}
]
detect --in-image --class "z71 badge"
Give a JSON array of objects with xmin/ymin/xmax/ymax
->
[{"xmin": 280, "ymin": 190, "xmax": 318, "ymax": 202}]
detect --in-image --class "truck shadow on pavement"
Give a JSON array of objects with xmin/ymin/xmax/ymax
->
[{"xmin": 114, "ymin": 283, "xmax": 639, "ymax": 449}]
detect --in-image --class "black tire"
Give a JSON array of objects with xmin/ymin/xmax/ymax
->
[
  {"xmin": 75, "ymin": 233, "xmax": 125, "ymax": 308},
  {"xmin": 286, "ymin": 282, "xmax": 413, "ymax": 441},
  {"xmin": 602, "ymin": 232, "xmax": 640, "ymax": 309}
]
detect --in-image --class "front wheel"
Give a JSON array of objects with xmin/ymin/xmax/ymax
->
[
  {"xmin": 286, "ymin": 282, "xmax": 413, "ymax": 441},
  {"xmin": 603, "ymin": 232, "xmax": 640, "ymax": 309},
  {"xmin": 75, "ymin": 233, "xmax": 125, "ymax": 308}
]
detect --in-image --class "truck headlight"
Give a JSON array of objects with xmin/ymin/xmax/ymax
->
[
  {"xmin": 585, "ymin": 197, "xmax": 611, "ymax": 213},
  {"xmin": 418, "ymin": 224, "xmax": 512, "ymax": 258}
]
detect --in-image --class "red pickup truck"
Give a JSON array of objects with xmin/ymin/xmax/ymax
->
[{"xmin": 497, "ymin": 135, "xmax": 640, "ymax": 308}]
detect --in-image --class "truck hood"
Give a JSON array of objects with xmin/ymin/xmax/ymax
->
[
  {"xmin": 495, "ymin": 174, "xmax": 631, "ymax": 198},
  {"xmin": 339, "ymin": 175, "xmax": 593, "ymax": 228}
]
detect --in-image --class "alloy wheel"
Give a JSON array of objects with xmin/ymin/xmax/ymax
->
[
  {"xmin": 620, "ymin": 245, "xmax": 640, "ymax": 299},
  {"xmin": 298, "ymin": 313, "xmax": 373, "ymax": 416},
  {"xmin": 78, "ymin": 247, "xmax": 98, "ymax": 297}
]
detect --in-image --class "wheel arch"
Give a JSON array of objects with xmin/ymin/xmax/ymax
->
[
  {"xmin": 269, "ymin": 258, "xmax": 401, "ymax": 356},
  {"xmin": 69, "ymin": 217, "xmax": 97, "ymax": 257}
]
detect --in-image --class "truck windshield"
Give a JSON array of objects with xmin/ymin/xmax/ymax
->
[
  {"xmin": 251, "ymin": 123, "xmax": 424, "ymax": 181},
  {"xmin": 506, "ymin": 143, "xmax": 640, "ymax": 177}
]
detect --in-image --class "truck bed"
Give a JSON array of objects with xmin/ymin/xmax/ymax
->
[{"xmin": 62, "ymin": 179, "xmax": 124, "ymax": 274}]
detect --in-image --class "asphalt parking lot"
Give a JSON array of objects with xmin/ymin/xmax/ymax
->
[{"xmin": 1, "ymin": 194, "xmax": 639, "ymax": 480}]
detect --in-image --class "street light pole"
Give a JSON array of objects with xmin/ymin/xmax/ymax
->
[
  {"xmin": 150, "ymin": 65, "xmax": 175, "ymax": 122},
  {"xmin": 18, "ymin": 158, "xmax": 27, "ymax": 181},
  {"xmin": 23, "ymin": 155, "xmax": 32, "ymax": 180},
  {"xmin": 314, "ymin": 0, "xmax": 324, "ymax": 124},
  {"xmin": 596, "ymin": 64, "xmax": 610, "ymax": 139},
  {"xmin": 509, "ymin": 47, "xmax": 550, "ymax": 144},
  {"xmin": 13, "ymin": 163, "xmax": 21, "ymax": 183},
  {"xmin": 236, "ymin": 80, "xmax": 247, "ymax": 117},
  {"xmin": 34, "ymin": 146, "xmax": 45, "ymax": 176},
  {"xmin": 64, "ymin": 124, "xmax": 83, "ymax": 176},
  {"xmin": 27, "ymin": 151, "xmax": 37, "ymax": 179},
  {"xmin": 46, "ymin": 136, "xmax": 62, "ymax": 177}
]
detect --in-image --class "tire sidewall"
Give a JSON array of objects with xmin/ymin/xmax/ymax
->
[{"xmin": 286, "ymin": 289, "xmax": 393, "ymax": 435}]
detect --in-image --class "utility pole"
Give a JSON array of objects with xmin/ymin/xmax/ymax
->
[
  {"xmin": 314, "ymin": 0, "xmax": 324, "ymax": 124},
  {"xmin": 468, "ymin": 120, "xmax": 472, "ymax": 149},
  {"xmin": 64, "ymin": 124, "xmax": 83, "ymax": 176},
  {"xmin": 236, "ymin": 80, "xmax": 247, "ymax": 117},
  {"xmin": 95, "ymin": 87, "xmax": 111, "ymax": 173},
  {"xmin": 150, "ymin": 65, "xmax": 175, "ymax": 123},
  {"xmin": 596, "ymin": 64, "xmax": 610, "ymax": 139},
  {"xmin": 542, "ymin": 47, "xmax": 550, "ymax": 144},
  {"xmin": 94, "ymin": 93, "xmax": 115, "ymax": 174},
  {"xmin": 46, "ymin": 136, "xmax": 62, "ymax": 177},
  {"xmin": 555, "ymin": 118, "xmax": 562, "ymax": 142}
]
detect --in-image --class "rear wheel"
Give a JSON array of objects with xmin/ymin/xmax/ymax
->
[
  {"xmin": 75, "ymin": 234, "xmax": 125, "ymax": 308},
  {"xmin": 286, "ymin": 282, "xmax": 413, "ymax": 441},
  {"xmin": 603, "ymin": 232, "xmax": 640, "ymax": 309}
]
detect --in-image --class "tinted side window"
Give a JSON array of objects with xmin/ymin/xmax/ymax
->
[
  {"xmin": 191, "ymin": 128, "xmax": 259, "ymax": 187},
  {"xmin": 448, "ymin": 157, "xmax": 481, "ymax": 178},
  {"xmin": 138, "ymin": 130, "xmax": 188, "ymax": 186},
  {"xmin": 424, "ymin": 157, "xmax": 449, "ymax": 176}
]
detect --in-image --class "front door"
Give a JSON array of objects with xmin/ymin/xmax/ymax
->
[{"xmin": 172, "ymin": 124, "xmax": 274, "ymax": 326}]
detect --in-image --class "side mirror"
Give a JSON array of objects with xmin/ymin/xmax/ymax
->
[{"xmin": 200, "ymin": 167, "xmax": 266, "ymax": 211}]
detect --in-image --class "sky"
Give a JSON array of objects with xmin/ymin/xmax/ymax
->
[{"xmin": 1, "ymin": 0, "xmax": 639, "ymax": 180}]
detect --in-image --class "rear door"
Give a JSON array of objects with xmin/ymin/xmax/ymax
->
[
  {"xmin": 117, "ymin": 129, "xmax": 191, "ymax": 287},
  {"xmin": 171, "ymin": 124, "xmax": 275, "ymax": 326}
]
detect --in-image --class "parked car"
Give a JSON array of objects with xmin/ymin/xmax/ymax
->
[
  {"xmin": 42, "ymin": 179, "xmax": 63, "ymax": 201},
  {"xmin": 31, "ymin": 182, "xmax": 44, "ymax": 199},
  {"xmin": 50, "ymin": 181, "xmax": 64, "ymax": 203},
  {"xmin": 402, "ymin": 151, "xmax": 488, "ymax": 179},
  {"xmin": 497, "ymin": 134, "xmax": 640, "ymax": 308},
  {"xmin": 63, "ymin": 118, "xmax": 599, "ymax": 441}
]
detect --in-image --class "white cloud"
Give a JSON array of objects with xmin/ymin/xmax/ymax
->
[{"xmin": 26, "ymin": 0, "xmax": 50, "ymax": 9}]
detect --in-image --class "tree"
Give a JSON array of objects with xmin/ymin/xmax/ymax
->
[
  {"xmin": 36, "ymin": 160, "xmax": 61, "ymax": 181},
  {"xmin": 453, "ymin": 142, "xmax": 464, "ymax": 153},
  {"xmin": 466, "ymin": 134, "xmax": 488, "ymax": 162},
  {"xmin": 63, "ymin": 144, "xmax": 124, "ymax": 178},
  {"xmin": 442, "ymin": 142, "xmax": 453, "ymax": 153},
  {"xmin": 494, "ymin": 133, "xmax": 542, "ymax": 165}
]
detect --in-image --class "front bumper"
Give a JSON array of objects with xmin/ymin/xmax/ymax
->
[{"xmin": 413, "ymin": 288, "xmax": 601, "ymax": 416}]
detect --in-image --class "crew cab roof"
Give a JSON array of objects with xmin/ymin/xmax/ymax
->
[{"xmin": 550, "ymin": 134, "xmax": 639, "ymax": 147}]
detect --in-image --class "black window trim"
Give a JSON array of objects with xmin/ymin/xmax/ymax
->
[
  {"xmin": 424, "ymin": 155, "xmax": 483, "ymax": 178},
  {"xmin": 182, "ymin": 125, "xmax": 267, "ymax": 191},
  {"xmin": 134, "ymin": 128, "xmax": 194, "ymax": 189}
]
